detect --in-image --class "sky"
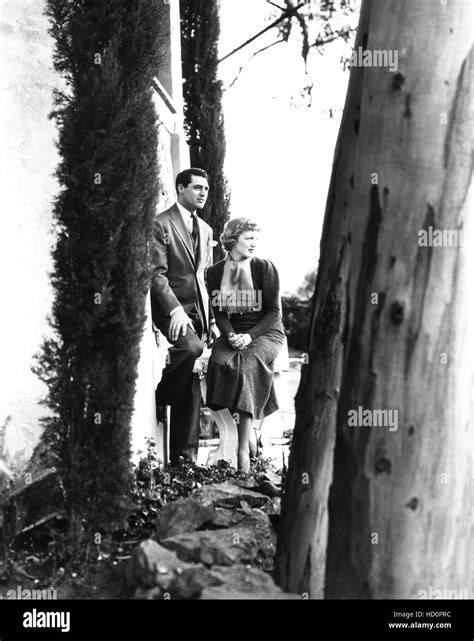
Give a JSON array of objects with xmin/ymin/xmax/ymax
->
[{"xmin": 217, "ymin": 0, "xmax": 357, "ymax": 293}]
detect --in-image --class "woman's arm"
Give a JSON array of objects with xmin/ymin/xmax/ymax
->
[
  {"xmin": 205, "ymin": 265, "xmax": 235, "ymax": 338},
  {"xmin": 247, "ymin": 260, "xmax": 282, "ymax": 341}
]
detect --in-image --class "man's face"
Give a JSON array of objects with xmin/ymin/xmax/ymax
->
[{"xmin": 178, "ymin": 175, "xmax": 209, "ymax": 211}]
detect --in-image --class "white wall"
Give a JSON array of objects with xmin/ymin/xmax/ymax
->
[
  {"xmin": 0, "ymin": 0, "xmax": 59, "ymax": 467},
  {"xmin": 0, "ymin": 0, "xmax": 189, "ymax": 469},
  {"xmin": 131, "ymin": 0, "xmax": 190, "ymax": 461}
]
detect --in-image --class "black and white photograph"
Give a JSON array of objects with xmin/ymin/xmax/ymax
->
[{"xmin": 0, "ymin": 1, "xmax": 472, "ymax": 640}]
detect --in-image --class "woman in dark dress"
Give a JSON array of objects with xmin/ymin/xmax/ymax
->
[{"xmin": 205, "ymin": 218, "xmax": 285, "ymax": 472}]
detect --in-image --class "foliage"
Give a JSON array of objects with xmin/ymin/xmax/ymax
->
[
  {"xmin": 281, "ymin": 295, "xmax": 312, "ymax": 351},
  {"xmin": 1, "ymin": 439, "xmax": 276, "ymax": 597},
  {"xmin": 274, "ymin": 0, "xmax": 360, "ymax": 61},
  {"xmin": 221, "ymin": 0, "xmax": 360, "ymax": 105},
  {"xmin": 33, "ymin": 0, "xmax": 162, "ymax": 545},
  {"xmin": 296, "ymin": 268, "xmax": 317, "ymax": 299},
  {"xmin": 180, "ymin": 0, "xmax": 231, "ymax": 260},
  {"xmin": 127, "ymin": 439, "xmax": 273, "ymax": 538},
  {"xmin": 281, "ymin": 267, "xmax": 316, "ymax": 350}
]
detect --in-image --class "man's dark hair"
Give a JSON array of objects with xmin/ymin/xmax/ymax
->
[{"xmin": 175, "ymin": 167, "xmax": 209, "ymax": 194}]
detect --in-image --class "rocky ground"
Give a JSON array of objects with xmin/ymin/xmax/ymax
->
[
  {"xmin": 1, "ymin": 465, "xmax": 300, "ymax": 600},
  {"xmin": 126, "ymin": 475, "xmax": 299, "ymax": 599},
  {"xmin": 1, "ymin": 358, "xmax": 303, "ymax": 600}
]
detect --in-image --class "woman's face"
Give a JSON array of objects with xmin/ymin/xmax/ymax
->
[{"xmin": 232, "ymin": 230, "xmax": 259, "ymax": 259}]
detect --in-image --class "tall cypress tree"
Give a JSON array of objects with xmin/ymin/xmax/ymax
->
[
  {"xmin": 180, "ymin": 0, "xmax": 230, "ymax": 256},
  {"xmin": 35, "ymin": 0, "xmax": 161, "ymax": 546}
]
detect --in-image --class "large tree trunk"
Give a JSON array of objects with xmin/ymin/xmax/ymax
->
[{"xmin": 275, "ymin": 0, "xmax": 473, "ymax": 599}]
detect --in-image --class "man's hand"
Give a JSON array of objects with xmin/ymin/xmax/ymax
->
[{"xmin": 169, "ymin": 307, "xmax": 194, "ymax": 342}]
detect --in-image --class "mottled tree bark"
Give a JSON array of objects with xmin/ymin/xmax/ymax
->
[{"xmin": 275, "ymin": 0, "xmax": 473, "ymax": 599}]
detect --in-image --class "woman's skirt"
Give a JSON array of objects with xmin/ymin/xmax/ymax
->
[{"xmin": 205, "ymin": 333, "xmax": 284, "ymax": 420}]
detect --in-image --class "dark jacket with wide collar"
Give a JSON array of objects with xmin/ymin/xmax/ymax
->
[{"xmin": 205, "ymin": 256, "xmax": 284, "ymax": 340}]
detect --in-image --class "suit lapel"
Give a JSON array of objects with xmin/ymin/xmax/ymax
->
[
  {"xmin": 197, "ymin": 218, "xmax": 206, "ymax": 268},
  {"xmin": 169, "ymin": 204, "xmax": 195, "ymax": 265}
]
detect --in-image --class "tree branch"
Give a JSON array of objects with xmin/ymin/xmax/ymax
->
[
  {"xmin": 227, "ymin": 38, "xmax": 286, "ymax": 90},
  {"xmin": 284, "ymin": 0, "xmax": 310, "ymax": 66},
  {"xmin": 311, "ymin": 26, "xmax": 357, "ymax": 50},
  {"xmin": 266, "ymin": 0, "xmax": 287, "ymax": 10},
  {"xmin": 217, "ymin": 0, "xmax": 308, "ymax": 66}
]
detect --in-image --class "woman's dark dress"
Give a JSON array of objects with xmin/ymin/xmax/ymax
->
[{"xmin": 205, "ymin": 257, "xmax": 285, "ymax": 420}]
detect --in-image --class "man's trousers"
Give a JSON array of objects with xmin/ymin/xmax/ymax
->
[{"xmin": 155, "ymin": 311, "xmax": 204, "ymax": 464}]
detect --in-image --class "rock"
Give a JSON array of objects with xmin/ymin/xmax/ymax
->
[
  {"xmin": 209, "ymin": 507, "xmax": 276, "ymax": 562},
  {"xmin": 236, "ymin": 509, "xmax": 276, "ymax": 543},
  {"xmin": 237, "ymin": 509, "xmax": 276, "ymax": 565},
  {"xmin": 126, "ymin": 539, "xmax": 191, "ymax": 590},
  {"xmin": 161, "ymin": 527, "xmax": 258, "ymax": 566},
  {"xmin": 201, "ymin": 565, "xmax": 300, "ymax": 599},
  {"xmin": 260, "ymin": 496, "xmax": 281, "ymax": 516},
  {"xmin": 261, "ymin": 470, "xmax": 282, "ymax": 486},
  {"xmin": 127, "ymin": 540, "xmax": 222, "ymax": 599},
  {"xmin": 208, "ymin": 565, "xmax": 277, "ymax": 592},
  {"xmin": 132, "ymin": 586, "xmax": 164, "ymax": 600},
  {"xmin": 192, "ymin": 482, "xmax": 270, "ymax": 509},
  {"xmin": 212, "ymin": 506, "xmax": 273, "ymax": 536},
  {"xmin": 154, "ymin": 497, "xmax": 214, "ymax": 540},
  {"xmin": 132, "ymin": 565, "xmax": 222, "ymax": 600},
  {"xmin": 212, "ymin": 504, "xmax": 275, "ymax": 535},
  {"xmin": 230, "ymin": 477, "xmax": 260, "ymax": 490},
  {"xmin": 211, "ymin": 507, "xmax": 235, "ymax": 528},
  {"xmin": 230, "ymin": 471, "xmax": 282, "ymax": 495},
  {"xmin": 170, "ymin": 566, "xmax": 223, "ymax": 599},
  {"xmin": 259, "ymin": 496, "xmax": 281, "ymax": 533},
  {"xmin": 257, "ymin": 479, "xmax": 281, "ymax": 498}
]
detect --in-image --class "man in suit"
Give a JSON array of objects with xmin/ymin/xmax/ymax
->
[{"xmin": 150, "ymin": 168, "xmax": 218, "ymax": 464}]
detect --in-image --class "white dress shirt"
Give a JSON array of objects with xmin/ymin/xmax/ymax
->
[{"xmin": 176, "ymin": 200, "xmax": 195, "ymax": 235}]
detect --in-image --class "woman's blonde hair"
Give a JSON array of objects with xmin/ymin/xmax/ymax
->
[{"xmin": 220, "ymin": 217, "xmax": 261, "ymax": 252}]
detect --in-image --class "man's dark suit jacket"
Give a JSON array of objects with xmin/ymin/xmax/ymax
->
[{"xmin": 150, "ymin": 204, "xmax": 214, "ymax": 334}]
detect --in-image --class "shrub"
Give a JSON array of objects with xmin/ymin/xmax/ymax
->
[
  {"xmin": 34, "ymin": 0, "xmax": 162, "ymax": 547},
  {"xmin": 127, "ymin": 439, "xmax": 273, "ymax": 538},
  {"xmin": 180, "ymin": 0, "xmax": 231, "ymax": 260},
  {"xmin": 281, "ymin": 295, "xmax": 312, "ymax": 351}
]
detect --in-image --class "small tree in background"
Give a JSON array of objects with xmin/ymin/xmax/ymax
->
[
  {"xmin": 180, "ymin": 0, "xmax": 230, "ymax": 257},
  {"xmin": 281, "ymin": 269, "xmax": 316, "ymax": 351},
  {"xmin": 34, "ymin": 0, "xmax": 162, "ymax": 549}
]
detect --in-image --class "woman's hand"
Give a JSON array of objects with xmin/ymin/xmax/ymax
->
[
  {"xmin": 240, "ymin": 334, "xmax": 252, "ymax": 349},
  {"xmin": 229, "ymin": 333, "xmax": 252, "ymax": 350},
  {"xmin": 228, "ymin": 333, "xmax": 239, "ymax": 349}
]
